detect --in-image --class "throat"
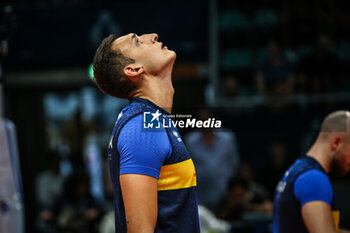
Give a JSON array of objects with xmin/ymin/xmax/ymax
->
[{"xmin": 134, "ymin": 82, "xmax": 174, "ymax": 113}]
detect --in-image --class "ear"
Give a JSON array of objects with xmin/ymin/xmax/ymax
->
[
  {"xmin": 124, "ymin": 64, "xmax": 144, "ymax": 78},
  {"xmin": 331, "ymin": 135, "xmax": 343, "ymax": 151}
]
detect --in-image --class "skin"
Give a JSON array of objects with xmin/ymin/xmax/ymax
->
[
  {"xmin": 302, "ymin": 201, "xmax": 339, "ymax": 233},
  {"xmin": 112, "ymin": 33, "xmax": 176, "ymax": 113},
  {"xmin": 120, "ymin": 174, "xmax": 158, "ymax": 233},
  {"xmin": 303, "ymin": 111, "xmax": 350, "ymax": 233},
  {"xmin": 112, "ymin": 33, "xmax": 177, "ymax": 233}
]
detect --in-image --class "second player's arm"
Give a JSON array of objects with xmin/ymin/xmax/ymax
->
[
  {"xmin": 301, "ymin": 201, "xmax": 337, "ymax": 233},
  {"xmin": 120, "ymin": 174, "xmax": 158, "ymax": 233}
]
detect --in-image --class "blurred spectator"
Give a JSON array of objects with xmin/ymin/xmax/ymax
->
[
  {"xmin": 99, "ymin": 210, "xmax": 115, "ymax": 233},
  {"xmin": 53, "ymin": 169, "xmax": 102, "ymax": 233},
  {"xmin": 256, "ymin": 40, "xmax": 295, "ymax": 97},
  {"xmin": 222, "ymin": 76, "xmax": 240, "ymax": 98},
  {"xmin": 62, "ymin": 110, "xmax": 86, "ymax": 168},
  {"xmin": 297, "ymin": 34, "xmax": 343, "ymax": 93},
  {"xmin": 185, "ymin": 108, "xmax": 240, "ymax": 211},
  {"xmin": 262, "ymin": 139, "xmax": 290, "ymax": 199},
  {"xmin": 83, "ymin": 121, "xmax": 104, "ymax": 204},
  {"xmin": 36, "ymin": 151, "xmax": 64, "ymax": 209},
  {"xmin": 35, "ymin": 150, "xmax": 64, "ymax": 232},
  {"xmin": 0, "ymin": 40, "xmax": 8, "ymax": 78},
  {"xmin": 216, "ymin": 173, "xmax": 272, "ymax": 222},
  {"xmin": 216, "ymin": 178, "xmax": 248, "ymax": 220},
  {"xmin": 198, "ymin": 205, "xmax": 230, "ymax": 233},
  {"xmin": 237, "ymin": 162, "xmax": 272, "ymax": 206}
]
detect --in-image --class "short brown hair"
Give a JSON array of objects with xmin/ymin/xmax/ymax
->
[{"xmin": 93, "ymin": 34, "xmax": 136, "ymax": 99}]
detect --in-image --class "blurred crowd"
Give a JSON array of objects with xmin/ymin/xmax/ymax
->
[
  {"xmin": 218, "ymin": 0, "xmax": 350, "ymax": 102},
  {"xmin": 222, "ymin": 34, "xmax": 349, "ymax": 100},
  {"xmin": 35, "ymin": 152, "xmax": 108, "ymax": 233}
]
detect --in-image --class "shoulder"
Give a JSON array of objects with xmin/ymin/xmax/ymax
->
[
  {"xmin": 215, "ymin": 129, "xmax": 236, "ymax": 141},
  {"xmin": 294, "ymin": 169, "xmax": 333, "ymax": 206},
  {"xmin": 118, "ymin": 114, "xmax": 172, "ymax": 158},
  {"xmin": 296, "ymin": 169, "xmax": 331, "ymax": 187},
  {"xmin": 116, "ymin": 114, "xmax": 172, "ymax": 178}
]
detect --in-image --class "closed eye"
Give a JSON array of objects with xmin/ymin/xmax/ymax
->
[{"xmin": 131, "ymin": 33, "xmax": 142, "ymax": 46}]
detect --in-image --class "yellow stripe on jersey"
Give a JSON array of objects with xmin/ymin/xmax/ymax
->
[
  {"xmin": 158, "ymin": 159, "xmax": 197, "ymax": 191},
  {"xmin": 332, "ymin": 210, "xmax": 340, "ymax": 232}
]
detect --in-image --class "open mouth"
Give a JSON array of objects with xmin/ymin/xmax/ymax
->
[{"xmin": 161, "ymin": 43, "xmax": 167, "ymax": 50}]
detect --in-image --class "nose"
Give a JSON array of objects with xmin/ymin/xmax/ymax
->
[
  {"xmin": 140, "ymin": 33, "xmax": 158, "ymax": 44},
  {"xmin": 150, "ymin": 33, "xmax": 158, "ymax": 43}
]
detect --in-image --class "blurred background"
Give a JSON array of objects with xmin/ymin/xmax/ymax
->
[{"xmin": 1, "ymin": 0, "xmax": 350, "ymax": 232}]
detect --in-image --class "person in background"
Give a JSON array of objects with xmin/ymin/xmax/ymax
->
[
  {"xmin": 35, "ymin": 151, "xmax": 64, "ymax": 233},
  {"xmin": 256, "ymin": 40, "xmax": 294, "ymax": 97},
  {"xmin": 54, "ymin": 170, "xmax": 102, "ymax": 233},
  {"xmin": 185, "ymin": 107, "xmax": 240, "ymax": 211},
  {"xmin": 216, "ymin": 178, "xmax": 248, "ymax": 220},
  {"xmin": 263, "ymin": 139, "xmax": 290, "ymax": 199},
  {"xmin": 222, "ymin": 76, "xmax": 240, "ymax": 98},
  {"xmin": 297, "ymin": 34, "xmax": 343, "ymax": 94},
  {"xmin": 237, "ymin": 162, "xmax": 273, "ymax": 211},
  {"xmin": 273, "ymin": 110, "xmax": 350, "ymax": 233}
]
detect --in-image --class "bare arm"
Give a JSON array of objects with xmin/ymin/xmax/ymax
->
[
  {"xmin": 301, "ymin": 201, "xmax": 337, "ymax": 233},
  {"xmin": 120, "ymin": 174, "xmax": 158, "ymax": 233}
]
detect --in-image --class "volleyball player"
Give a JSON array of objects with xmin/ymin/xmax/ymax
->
[
  {"xmin": 93, "ymin": 33, "xmax": 200, "ymax": 233},
  {"xmin": 273, "ymin": 111, "xmax": 350, "ymax": 233}
]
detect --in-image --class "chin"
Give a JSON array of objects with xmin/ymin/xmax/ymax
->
[
  {"xmin": 331, "ymin": 154, "xmax": 348, "ymax": 177},
  {"xmin": 167, "ymin": 51, "xmax": 177, "ymax": 65},
  {"xmin": 169, "ymin": 50, "xmax": 177, "ymax": 59}
]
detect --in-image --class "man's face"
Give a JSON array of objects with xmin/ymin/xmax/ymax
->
[
  {"xmin": 112, "ymin": 33, "xmax": 176, "ymax": 75},
  {"xmin": 331, "ymin": 138, "xmax": 350, "ymax": 177}
]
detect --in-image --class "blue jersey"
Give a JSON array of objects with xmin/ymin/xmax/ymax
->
[
  {"xmin": 273, "ymin": 156, "xmax": 339, "ymax": 233},
  {"xmin": 108, "ymin": 97, "xmax": 200, "ymax": 233}
]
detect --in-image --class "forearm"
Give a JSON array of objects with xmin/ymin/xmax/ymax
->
[
  {"xmin": 121, "ymin": 174, "xmax": 158, "ymax": 233},
  {"xmin": 125, "ymin": 207, "xmax": 156, "ymax": 233},
  {"xmin": 126, "ymin": 217, "xmax": 155, "ymax": 233},
  {"xmin": 128, "ymin": 229, "xmax": 153, "ymax": 233},
  {"xmin": 301, "ymin": 201, "xmax": 338, "ymax": 233},
  {"xmin": 127, "ymin": 223, "xmax": 154, "ymax": 233}
]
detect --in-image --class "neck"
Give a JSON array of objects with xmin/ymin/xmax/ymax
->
[
  {"xmin": 133, "ymin": 64, "xmax": 175, "ymax": 113},
  {"xmin": 307, "ymin": 140, "xmax": 332, "ymax": 173}
]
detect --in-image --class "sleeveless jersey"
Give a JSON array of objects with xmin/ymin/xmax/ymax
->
[{"xmin": 273, "ymin": 156, "xmax": 339, "ymax": 233}]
